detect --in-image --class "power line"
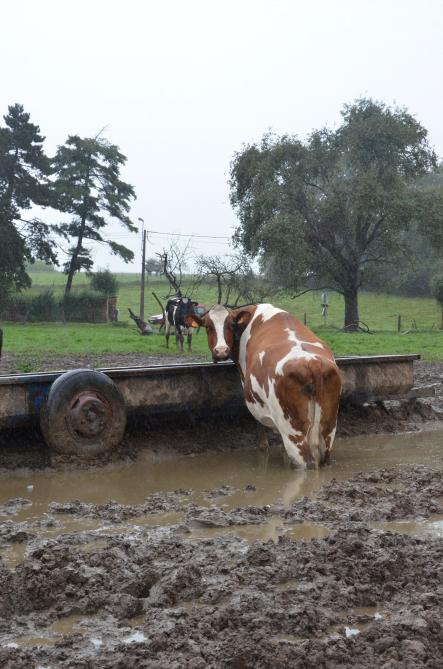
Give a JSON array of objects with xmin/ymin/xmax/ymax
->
[{"xmin": 147, "ymin": 229, "xmax": 231, "ymax": 240}]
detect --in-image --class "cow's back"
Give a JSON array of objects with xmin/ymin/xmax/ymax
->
[{"xmin": 239, "ymin": 304, "xmax": 341, "ymax": 467}]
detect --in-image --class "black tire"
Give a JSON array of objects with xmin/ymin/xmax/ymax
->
[{"xmin": 40, "ymin": 369, "xmax": 126, "ymax": 457}]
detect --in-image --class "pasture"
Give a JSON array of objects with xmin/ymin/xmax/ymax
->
[{"xmin": 2, "ymin": 270, "xmax": 443, "ymax": 364}]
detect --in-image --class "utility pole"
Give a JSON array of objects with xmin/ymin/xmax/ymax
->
[{"xmin": 138, "ymin": 218, "xmax": 146, "ymax": 321}]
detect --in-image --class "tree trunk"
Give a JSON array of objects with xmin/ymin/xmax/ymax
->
[
  {"xmin": 64, "ymin": 256, "xmax": 77, "ymax": 295},
  {"xmin": 344, "ymin": 285, "xmax": 359, "ymax": 331},
  {"xmin": 64, "ymin": 230, "xmax": 84, "ymax": 296},
  {"xmin": 64, "ymin": 153, "xmax": 91, "ymax": 296}
]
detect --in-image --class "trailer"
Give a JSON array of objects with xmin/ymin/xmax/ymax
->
[{"xmin": 0, "ymin": 354, "xmax": 428, "ymax": 457}]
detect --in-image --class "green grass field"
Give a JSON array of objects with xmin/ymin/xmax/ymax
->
[{"xmin": 2, "ymin": 270, "xmax": 443, "ymax": 363}]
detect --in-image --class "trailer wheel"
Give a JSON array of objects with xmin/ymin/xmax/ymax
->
[{"xmin": 40, "ymin": 369, "xmax": 126, "ymax": 457}]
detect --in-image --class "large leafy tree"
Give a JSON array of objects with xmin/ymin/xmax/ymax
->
[
  {"xmin": 52, "ymin": 134, "xmax": 137, "ymax": 294},
  {"xmin": 0, "ymin": 103, "xmax": 56, "ymax": 293},
  {"xmin": 230, "ymin": 99, "xmax": 440, "ymax": 329}
]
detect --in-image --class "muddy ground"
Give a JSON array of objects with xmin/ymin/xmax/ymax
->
[
  {"xmin": 0, "ymin": 463, "xmax": 442, "ymax": 668},
  {"xmin": 0, "ymin": 356, "xmax": 442, "ymax": 667}
]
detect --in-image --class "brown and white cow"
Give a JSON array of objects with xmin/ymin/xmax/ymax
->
[{"xmin": 187, "ymin": 303, "xmax": 342, "ymax": 468}]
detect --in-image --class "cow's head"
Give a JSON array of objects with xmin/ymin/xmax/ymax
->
[
  {"xmin": 168, "ymin": 296, "xmax": 198, "ymax": 317},
  {"xmin": 185, "ymin": 304, "xmax": 256, "ymax": 362},
  {"xmin": 179, "ymin": 297, "xmax": 198, "ymax": 314}
]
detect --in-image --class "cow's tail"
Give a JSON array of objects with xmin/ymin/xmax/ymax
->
[{"xmin": 305, "ymin": 359, "xmax": 325, "ymax": 466}]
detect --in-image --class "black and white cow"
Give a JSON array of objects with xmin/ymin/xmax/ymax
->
[{"xmin": 165, "ymin": 296, "xmax": 198, "ymax": 352}]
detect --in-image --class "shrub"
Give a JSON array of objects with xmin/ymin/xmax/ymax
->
[
  {"xmin": 62, "ymin": 291, "xmax": 108, "ymax": 322},
  {"xmin": 431, "ymin": 273, "xmax": 443, "ymax": 305},
  {"xmin": 1, "ymin": 291, "xmax": 58, "ymax": 322},
  {"xmin": 90, "ymin": 270, "xmax": 118, "ymax": 296}
]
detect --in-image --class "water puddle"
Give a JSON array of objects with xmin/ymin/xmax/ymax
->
[
  {"xmin": 188, "ymin": 516, "xmax": 330, "ymax": 543},
  {"xmin": 49, "ymin": 614, "xmax": 92, "ymax": 634},
  {"xmin": 274, "ymin": 578, "xmax": 298, "ymax": 591},
  {"xmin": 370, "ymin": 516, "xmax": 443, "ymax": 538},
  {"xmin": 0, "ymin": 429, "xmax": 441, "ymax": 514},
  {"xmin": 123, "ymin": 630, "xmax": 147, "ymax": 644},
  {"xmin": 127, "ymin": 615, "xmax": 146, "ymax": 627},
  {"xmin": 128, "ymin": 511, "xmax": 183, "ymax": 527},
  {"xmin": 3, "ymin": 613, "xmax": 109, "ymax": 649},
  {"xmin": 11, "ymin": 635, "xmax": 58, "ymax": 648},
  {"xmin": 0, "ymin": 542, "xmax": 28, "ymax": 568},
  {"xmin": 77, "ymin": 539, "xmax": 109, "ymax": 554},
  {"xmin": 0, "ymin": 428, "xmax": 442, "ymax": 564},
  {"xmin": 327, "ymin": 605, "xmax": 390, "ymax": 638}
]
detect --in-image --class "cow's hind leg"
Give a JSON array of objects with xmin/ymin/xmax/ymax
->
[
  {"xmin": 176, "ymin": 327, "xmax": 184, "ymax": 352},
  {"xmin": 319, "ymin": 372, "xmax": 341, "ymax": 465},
  {"xmin": 257, "ymin": 425, "xmax": 269, "ymax": 451}
]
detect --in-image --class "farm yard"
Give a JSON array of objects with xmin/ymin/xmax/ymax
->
[
  {"xmin": 2, "ymin": 0, "xmax": 443, "ymax": 664},
  {"xmin": 0, "ymin": 408, "xmax": 442, "ymax": 668},
  {"xmin": 1, "ymin": 273, "xmax": 443, "ymax": 668},
  {"xmin": 2, "ymin": 270, "xmax": 443, "ymax": 375}
]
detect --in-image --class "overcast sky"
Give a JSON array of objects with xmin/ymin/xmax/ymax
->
[{"xmin": 2, "ymin": 0, "xmax": 443, "ymax": 272}]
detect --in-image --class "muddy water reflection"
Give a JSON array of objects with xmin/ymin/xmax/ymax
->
[
  {"xmin": 1, "ymin": 429, "xmax": 442, "ymax": 511},
  {"xmin": 371, "ymin": 516, "xmax": 443, "ymax": 538},
  {"xmin": 0, "ymin": 429, "xmax": 442, "ymax": 545},
  {"xmin": 189, "ymin": 517, "xmax": 330, "ymax": 543}
]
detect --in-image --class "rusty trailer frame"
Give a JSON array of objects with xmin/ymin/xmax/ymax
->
[{"xmin": 0, "ymin": 354, "xmax": 423, "ymax": 435}]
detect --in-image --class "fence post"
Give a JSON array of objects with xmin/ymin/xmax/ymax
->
[
  {"xmin": 304, "ymin": 312, "xmax": 307, "ymax": 326},
  {"xmin": 397, "ymin": 314, "xmax": 401, "ymax": 333}
]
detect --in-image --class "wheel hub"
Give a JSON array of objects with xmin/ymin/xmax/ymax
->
[{"xmin": 68, "ymin": 392, "xmax": 111, "ymax": 438}]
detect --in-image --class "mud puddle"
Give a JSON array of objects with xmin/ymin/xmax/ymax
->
[
  {"xmin": 370, "ymin": 515, "xmax": 443, "ymax": 538},
  {"xmin": 188, "ymin": 516, "xmax": 331, "ymax": 543},
  {"xmin": 0, "ymin": 429, "xmax": 442, "ymax": 668},
  {"xmin": 1, "ymin": 427, "xmax": 442, "ymax": 510}
]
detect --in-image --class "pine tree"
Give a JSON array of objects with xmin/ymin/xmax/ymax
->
[
  {"xmin": 52, "ymin": 134, "xmax": 137, "ymax": 294},
  {"xmin": 0, "ymin": 104, "xmax": 56, "ymax": 292}
]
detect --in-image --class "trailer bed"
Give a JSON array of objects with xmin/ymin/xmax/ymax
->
[{"xmin": 0, "ymin": 354, "xmax": 423, "ymax": 431}]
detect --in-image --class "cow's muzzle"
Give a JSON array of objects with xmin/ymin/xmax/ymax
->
[{"xmin": 212, "ymin": 346, "xmax": 230, "ymax": 362}]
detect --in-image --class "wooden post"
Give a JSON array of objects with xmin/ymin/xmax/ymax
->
[
  {"xmin": 304, "ymin": 312, "xmax": 307, "ymax": 325},
  {"xmin": 140, "ymin": 229, "xmax": 146, "ymax": 322},
  {"xmin": 397, "ymin": 314, "xmax": 401, "ymax": 333}
]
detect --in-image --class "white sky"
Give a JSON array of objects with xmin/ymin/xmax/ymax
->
[{"xmin": 2, "ymin": 0, "xmax": 443, "ymax": 272}]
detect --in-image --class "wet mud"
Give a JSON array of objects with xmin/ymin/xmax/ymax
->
[
  {"xmin": 0, "ymin": 430, "xmax": 442, "ymax": 668},
  {"xmin": 0, "ymin": 351, "xmax": 206, "ymax": 376},
  {"xmin": 0, "ymin": 359, "xmax": 442, "ymax": 666}
]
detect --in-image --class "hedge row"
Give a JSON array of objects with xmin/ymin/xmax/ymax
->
[{"xmin": 1, "ymin": 291, "xmax": 110, "ymax": 323}]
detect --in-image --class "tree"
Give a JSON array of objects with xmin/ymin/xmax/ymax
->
[
  {"xmin": 195, "ymin": 253, "xmax": 264, "ymax": 305},
  {"xmin": 431, "ymin": 272, "xmax": 443, "ymax": 329},
  {"xmin": 52, "ymin": 133, "xmax": 137, "ymax": 295},
  {"xmin": 145, "ymin": 257, "xmax": 163, "ymax": 275},
  {"xmin": 0, "ymin": 103, "xmax": 57, "ymax": 293},
  {"xmin": 90, "ymin": 269, "xmax": 118, "ymax": 296},
  {"xmin": 156, "ymin": 238, "xmax": 192, "ymax": 297},
  {"xmin": 230, "ymin": 99, "xmax": 439, "ymax": 329}
]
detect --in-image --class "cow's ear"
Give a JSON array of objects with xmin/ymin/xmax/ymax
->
[
  {"xmin": 185, "ymin": 313, "xmax": 202, "ymax": 328},
  {"xmin": 232, "ymin": 308, "xmax": 254, "ymax": 331}
]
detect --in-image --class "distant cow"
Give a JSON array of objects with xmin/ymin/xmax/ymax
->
[
  {"xmin": 186, "ymin": 303, "xmax": 342, "ymax": 468},
  {"xmin": 166, "ymin": 296, "xmax": 198, "ymax": 352}
]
